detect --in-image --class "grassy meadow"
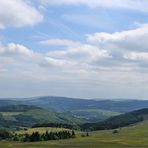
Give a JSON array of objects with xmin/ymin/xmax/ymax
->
[{"xmin": 0, "ymin": 120, "xmax": 147, "ymax": 148}]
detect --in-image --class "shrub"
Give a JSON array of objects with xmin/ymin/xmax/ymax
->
[{"xmin": 112, "ymin": 130, "xmax": 119, "ymax": 134}]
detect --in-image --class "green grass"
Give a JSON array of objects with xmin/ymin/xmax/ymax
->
[
  {"xmin": 0, "ymin": 112, "xmax": 22, "ymax": 116},
  {"xmin": 0, "ymin": 112, "xmax": 22, "ymax": 121},
  {"xmin": 23, "ymin": 109, "xmax": 60, "ymax": 123},
  {"xmin": 71, "ymin": 109, "xmax": 120, "ymax": 117},
  {"xmin": 0, "ymin": 108, "xmax": 87, "ymax": 127},
  {"xmin": 0, "ymin": 120, "xmax": 148, "ymax": 147}
]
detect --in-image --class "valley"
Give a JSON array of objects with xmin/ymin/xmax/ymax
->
[
  {"xmin": 0, "ymin": 120, "xmax": 147, "ymax": 148},
  {"xmin": 0, "ymin": 97, "xmax": 148, "ymax": 147}
]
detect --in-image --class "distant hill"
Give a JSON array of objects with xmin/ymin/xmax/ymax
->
[
  {"xmin": 0, "ymin": 105, "xmax": 87, "ymax": 128},
  {"xmin": 0, "ymin": 96, "xmax": 148, "ymax": 123},
  {"xmin": 0, "ymin": 105, "xmax": 40, "ymax": 112},
  {"xmin": 0, "ymin": 100, "xmax": 20, "ymax": 107},
  {"xmin": 66, "ymin": 109, "xmax": 120, "ymax": 122},
  {"xmin": 81, "ymin": 108, "xmax": 148, "ymax": 131},
  {"xmin": 12, "ymin": 96, "xmax": 148, "ymax": 113}
]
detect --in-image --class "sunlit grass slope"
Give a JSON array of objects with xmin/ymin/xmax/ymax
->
[{"xmin": 0, "ymin": 120, "xmax": 147, "ymax": 148}]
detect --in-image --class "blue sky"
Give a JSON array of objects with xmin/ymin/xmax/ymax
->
[{"xmin": 1, "ymin": 0, "xmax": 148, "ymax": 99}]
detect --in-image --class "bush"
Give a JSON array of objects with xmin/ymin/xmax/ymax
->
[
  {"xmin": 112, "ymin": 130, "xmax": 119, "ymax": 134},
  {"xmin": 0, "ymin": 129, "xmax": 12, "ymax": 139}
]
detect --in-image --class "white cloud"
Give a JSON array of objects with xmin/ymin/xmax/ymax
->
[
  {"xmin": 1, "ymin": 39, "xmax": 148, "ymax": 98},
  {"xmin": 40, "ymin": 39, "xmax": 81, "ymax": 47},
  {"xmin": 0, "ymin": 43, "xmax": 34, "ymax": 57},
  {"xmin": 124, "ymin": 52, "xmax": 148, "ymax": 62},
  {"xmin": 87, "ymin": 24, "xmax": 148, "ymax": 52},
  {"xmin": 41, "ymin": 0, "xmax": 148, "ymax": 13},
  {"xmin": 40, "ymin": 38, "xmax": 111, "ymax": 71},
  {"xmin": 1, "ymin": 1, "xmax": 148, "ymax": 98},
  {"xmin": 42, "ymin": 57, "xmax": 77, "ymax": 70},
  {"xmin": 0, "ymin": 64, "xmax": 7, "ymax": 72},
  {"xmin": 46, "ymin": 43, "xmax": 111, "ymax": 62},
  {"xmin": 0, "ymin": 0, "xmax": 43, "ymax": 29}
]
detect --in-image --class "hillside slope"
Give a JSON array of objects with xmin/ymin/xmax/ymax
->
[
  {"xmin": 24, "ymin": 97, "xmax": 148, "ymax": 113},
  {"xmin": 81, "ymin": 108, "xmax": 148, "ymax": 130},
  {"xmin": 0, "ymin": 119, "xmax": 147, "ymax": 147},
  {"xmin": 0, "ymin": 105, "xmax": 86, "ymax": 128},
  {"xmin": 0, "ymin": 97, "xmax": 148, "ymax": 113},
  {"xmin": 0, "ymin": 97, "xmax": 148, "ymax": 123},
  {"xmin": 66, "ymin": 109, "xmax": 120, "ymax": 122}
]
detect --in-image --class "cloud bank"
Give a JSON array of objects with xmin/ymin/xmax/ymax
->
[{"xmin": 0, "ymin": 0, "xmax": 43, "ymax": 29}]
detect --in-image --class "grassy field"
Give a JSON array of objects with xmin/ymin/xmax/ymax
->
[
  {"xmin": 0, "ymin": 120, "xmax": 148, "ymax": 148},
  {"xmin": 0, "ymin": 112, "xmax": 22, "ymax": 116},
  {"xmin": 0, "ymin": 112, "xmax": 22, "ymax": 121},
  {"xmin": 69, "ymin": 109, "xmax": 120, "ymax": 122},
  {"xmin": 70, "ymin": 109, "xmax": 120, "ymax": 117},
  {"xmin": 71, "ymin": 109, "xmax": 121, "ymax": 122}
]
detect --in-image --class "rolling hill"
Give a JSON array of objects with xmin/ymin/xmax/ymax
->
[
  {"xmin": 0, "ymin": 118, "xmax": 148, "ymax": 147},
  {"xmin": 0, "ymin": 96, "xmax": 148, "ymax": 123},
  {"xmin": 81, "ymin": 108, "xmax": 148, "ymax": 131},
  {"xmin": 66, "ymin": 109, "xmax": 120, "ymax": 122},
  {"xmin": 0, "ymin": 97, "xmax": 148, "ymax": 112},
  {"xmin": 0, "ymin": 105, "xmax": 87, "ymax": 128},
  {"xmin": 23, "ymin": 97, "xmax": 148, "ymax": 113}
]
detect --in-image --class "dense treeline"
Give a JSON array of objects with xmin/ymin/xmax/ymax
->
[
  {"xmin": 0, "ymin": 129, "xmax": 76, "ymax": 142},
  {"xmin": 32, "ymin": 123, "xmax": 79, "ymax": 130},
  {"xmin": 0, "ymin": 129, "xmax": 12, "ymax": 140},
  {"xmin": 23, "ymin": 130, "xmax": 75, "ymax": 142}
]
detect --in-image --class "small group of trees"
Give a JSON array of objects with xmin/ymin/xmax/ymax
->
[
  {"xmin": 23, "ymin": 130, "xmax": 76, "ymax": 142},
  {"xmin": 0, "ymin": 129, "xmax": 12, "ymax": 140},
  {"xmin": 0, "ymin": 129, "xmax": 76, "ymax": 142},
  {"xmin": 81, "ymin": 132, "xmax": 89, "ymax": 137}
]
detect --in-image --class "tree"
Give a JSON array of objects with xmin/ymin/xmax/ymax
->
[
  {"xmin": 86, "ymin": 132, "xmax": 89, "ymax": 136},
  {"xmin": 71, "ymin": 130, "xmax": 75, "ymax": 138},
  {"xmin": 112, "ymin": 130, "xmax": 119, "ymax": 134},
  {"xmin": 23, "ymin": 133, "xmax": 30, "ymax": 142},
  {"xmin": 0, "ymin": 129, "xmax": 11, "ymax": 139}
]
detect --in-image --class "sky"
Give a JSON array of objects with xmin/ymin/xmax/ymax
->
[{"xmin": 1, "ymin": 0, "xmax": 148, "ymax": 99}]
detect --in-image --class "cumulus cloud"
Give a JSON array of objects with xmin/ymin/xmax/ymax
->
[
  {"xmin": 2, "ymin": 22, "xmax": 148, "ymax": 78},
  {"xmin": 40, "ymin": 23, "xmax": 148, "ymax": 71},
  {"xmin": 46, "ymin": 43, "xmax": 111, "ymax": 63},
  {"xmin": 0, "ymin": 43, "xmax": 35, "ymax": 57},
  {"xmin": 1, "ymin": 1, "xmax": 148, "ymax": 98},
  {"xmin": 87, "ymin": 24, "xmax": 148, "ymax": 52},
  {"xmin": 41, "ymin": 0, "xmax": 148, "ymax": 12},
  {"xmin": 1, "ymin": 37, "xmax": 148, "ymax": 98},
  {"xmin": 0, "ymin": 0, "xmax": 43, "ymax": 29},
  {"xmin": 0, "ymin": 41, "xmax": 51, "ymax": 84}
]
